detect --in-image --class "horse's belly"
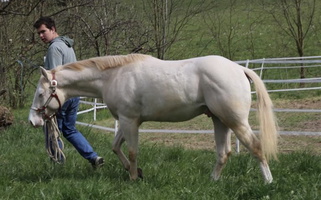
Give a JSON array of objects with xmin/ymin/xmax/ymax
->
[{"xmin": 141, "ymin": 105, "xmax": 206, "ymax": 122}]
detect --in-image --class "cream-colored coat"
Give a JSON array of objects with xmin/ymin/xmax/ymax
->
[{"xmin": 29, "ymin": 54, "xmax": 278, "ymax": 183}]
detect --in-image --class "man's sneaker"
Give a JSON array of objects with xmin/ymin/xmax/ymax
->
[{"xmin": 90, "ymin": 156, "xmax": 104, "ymax": 169}]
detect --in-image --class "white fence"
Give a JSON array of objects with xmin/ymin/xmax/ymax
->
[{"xmin": 76, "ymin": 56, "xmax": 321, "ymax": 139}]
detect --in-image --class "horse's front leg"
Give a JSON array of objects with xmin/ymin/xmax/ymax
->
[
  {"xmin": 113, "ymin": 117, "xmax": 142, "ymax": 180},
  {"xmin": 112, "ymin": 130, "xmax": 130, "ymax": 170},
  {"xmin": 211, "ymin": 117, "xmax": 232, "ymax": 181},
  {"xmin": 125, "ymin": 127, "xmax": 141, "ymax": 180}
]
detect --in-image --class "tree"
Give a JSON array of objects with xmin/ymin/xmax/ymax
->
[
  {"xmin": 0, "ymin": 0, "xmax": 42, "ymax": 107},
  {"xmin": 203, "ymin": 0, "xmax": 241, "ymax": 60},
  {"xmin": 67, "ymin": 0, "xmax": 148, "ymax": 58},
  {"xmin": 141, "ymin": 0, "xmax": 213, "ymax": 59},
  {"xmin": 262, "ymin": 0, "xmax": 316, "ymax": 79},
  {"xmin": 203, "ymin": 0, "xmax": 266, "ymax": 60}
]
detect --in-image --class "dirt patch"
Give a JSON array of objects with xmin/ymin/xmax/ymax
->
[
  {"xmin": 252, "ymin": 97, "xmax": 321, "ymax": 110},
  {"xmin": 140, "ymin": 98, "xmax": 321, "ymax": 154},
  {"xmin": 301, "ymin": 120, "xmax": 321, "ymax": 131},
  {"xmin": 140, "ymin": 133, "xmax": 321, "ymax": 154},
  {"xmin": 278, "ymin": 135, "xmax": 321, "ymax": 154},
  {"xmin": 273, "ymin": 98, "xmax": 321, "ymax": 110}
]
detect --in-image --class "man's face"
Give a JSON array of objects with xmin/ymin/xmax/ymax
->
[{"xmin": 36, "ymin": 24, "xmax": 56, "ymax": 43}]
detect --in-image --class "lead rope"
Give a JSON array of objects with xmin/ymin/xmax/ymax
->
[{"xmin": 44, "ymin": 116, "xmax": 66, "ymax": 164}]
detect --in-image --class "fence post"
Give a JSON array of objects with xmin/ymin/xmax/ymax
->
[
  {"xmin": 94, "ymin": 98, "xmax": 97, "ymax": 121},
  {"xmin": 115, "ymin": 120, "xmax": 118, "ymax": 136},
  {"xmin": 259, "ymin": 58, "xmax": 265, "ymax": 78},
  {"xmin": 236, "ymin": 138, "xmax": 240, "ymax": 153}
]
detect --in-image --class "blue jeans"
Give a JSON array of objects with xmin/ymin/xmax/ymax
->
[{"xmin": 56, "ymin": 97, "xmax": 98, "ymax": 161}]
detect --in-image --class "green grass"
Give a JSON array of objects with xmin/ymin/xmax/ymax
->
[{"xmin": 1, "ymin": 108, "xmax": 321, "ymax": 199}]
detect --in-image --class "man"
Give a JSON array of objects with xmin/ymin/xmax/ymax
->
[{"xmin": 33, "ymin": 17, "xmax": 104, "ymax": 168}]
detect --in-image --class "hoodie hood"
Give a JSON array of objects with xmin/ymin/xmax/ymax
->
[{"xmin": 50, "ymin": 36, "xmax": 74, "ymax": 47}]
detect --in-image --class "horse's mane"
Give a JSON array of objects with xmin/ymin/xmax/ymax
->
[{"xmin": 53, "ymin": 54, "xmax": 151, "ymax": 72}]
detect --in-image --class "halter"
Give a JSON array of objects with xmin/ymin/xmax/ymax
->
[{"xmin": 31, "ymin": 73, "xmax": 62, "ymax": 121}]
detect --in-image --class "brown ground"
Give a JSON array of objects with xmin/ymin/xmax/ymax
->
[{"xmin": 140, "ymin": 132, "xmax": 321, "ymax": 154}]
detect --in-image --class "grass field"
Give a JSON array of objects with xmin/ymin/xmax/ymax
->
[{"xmin": 1, "ymin": 106, "xmax": 321, "ymax": 199}]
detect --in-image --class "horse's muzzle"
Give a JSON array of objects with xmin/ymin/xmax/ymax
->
[{"xmin": 28, "ymin": 112, "xmax": 44, "ymax": 128}]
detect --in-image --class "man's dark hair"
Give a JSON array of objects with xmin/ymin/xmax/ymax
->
[{"xmin": 33, "ymin": 16, "xmax": 56, "ymax": 31}]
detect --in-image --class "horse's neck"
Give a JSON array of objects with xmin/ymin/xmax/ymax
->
[{"xmin": 56, "ymin": 69, "xmax": 104, "ymax": 98}]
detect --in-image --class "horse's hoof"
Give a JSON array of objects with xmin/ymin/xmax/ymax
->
[{"xmin": 138, "ymin": 168, "xmax": 143, "ymax": 179}]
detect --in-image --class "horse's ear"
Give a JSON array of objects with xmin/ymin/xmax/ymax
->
[{"xmin": 40, "ymin": 67, "xmax": 49, "ymax": 81}]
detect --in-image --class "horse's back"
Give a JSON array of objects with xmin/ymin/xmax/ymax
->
[{"xmin": 104, "ymin": 55, "xmax": 251, "ymax": 123}]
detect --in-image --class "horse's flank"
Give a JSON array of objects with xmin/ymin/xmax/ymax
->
[{"xmin": 52, "ymin": 54, "xmax": 151, "ymax": 72}]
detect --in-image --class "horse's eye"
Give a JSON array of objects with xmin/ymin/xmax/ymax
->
[{"xmin": 38, "ymin": 88, "xmax": 45, "ymax": 97}]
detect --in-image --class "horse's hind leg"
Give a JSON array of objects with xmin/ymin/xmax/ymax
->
[
  {"xmin": 232, "ymin": 122, "xmax": 273, "ymax": 183},
  {"xmin": 211, "ymin": 116, "xmax": 232, "ymax": 181}
]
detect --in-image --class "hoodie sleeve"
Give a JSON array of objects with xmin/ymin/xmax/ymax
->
[{"xmin": 44, "ymin": 44, "xmax": 63, "ymax": 70}]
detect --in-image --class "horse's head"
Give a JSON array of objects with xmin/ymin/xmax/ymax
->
[{"xmin": 29, "ymin": 67, "xmax": 65, "ymax": 127}]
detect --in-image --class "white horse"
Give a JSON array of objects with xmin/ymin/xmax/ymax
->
[{"xmin": 29, "ymin": 54, "xmax": 278, "ymax": 183}]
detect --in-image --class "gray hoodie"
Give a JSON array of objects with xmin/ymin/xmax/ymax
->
[{"xmin": 44, "ymin": 36, "xmax": 77, "ymax": 70}]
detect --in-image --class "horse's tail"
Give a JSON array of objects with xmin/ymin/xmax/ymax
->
[{"xmin": 243, "ymin": 67, "xmax": 278, "ymax": 161}]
